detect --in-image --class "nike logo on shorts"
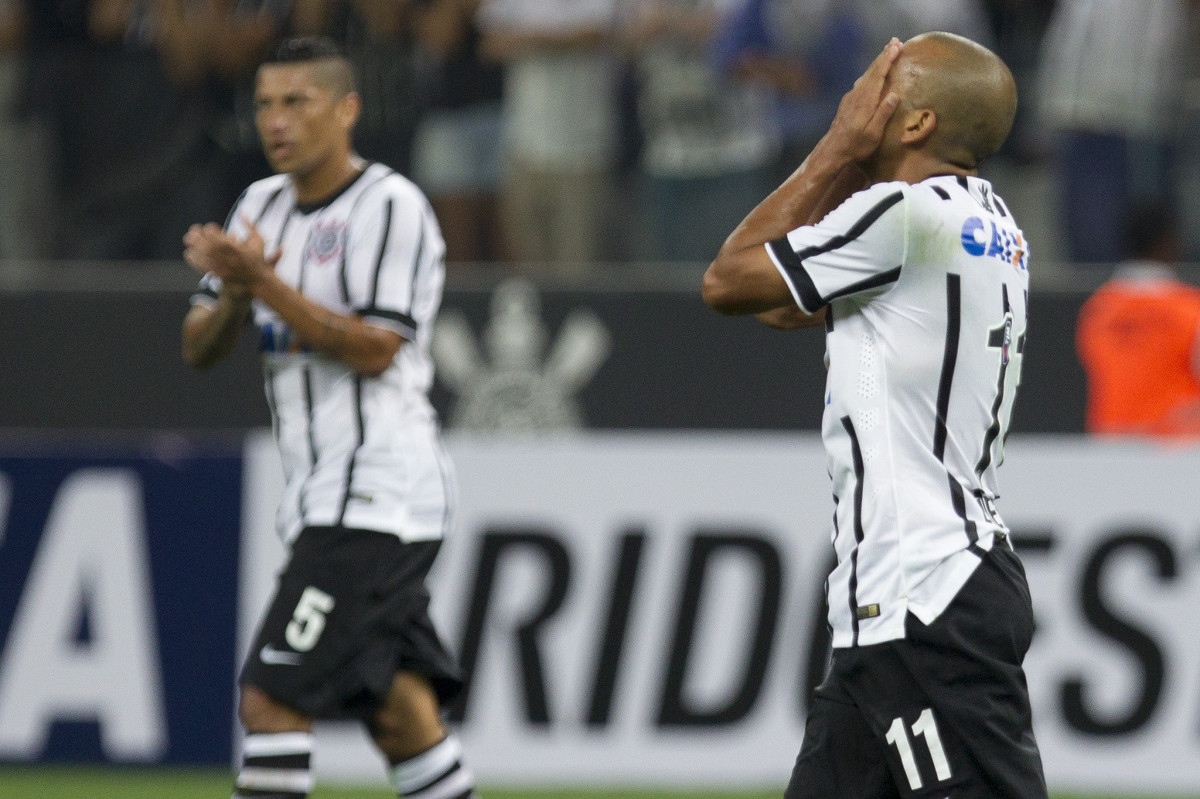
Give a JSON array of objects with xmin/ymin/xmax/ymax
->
[{"xmin": 259, "ymin": 644, "xmax": 302, "ymax": 666}]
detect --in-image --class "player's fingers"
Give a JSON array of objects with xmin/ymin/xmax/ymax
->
[
  {"xmin": 865, "ymin": 92, "xmax": 901, "ymax": 138},
  {"xmin": 836, "ymin": 38, "xmax": 900, "ymax": 127},
  {"xmin": 265, "ymin": 249, "xmax": 282, "ymax": 269},
  {"xmin": 875, "ymin": 38, "xmax": 902, "ymax": 72},
  {"xmin": 860, "ymin": 38, "xmax": 901, "ymax": 93},
  {"xmin": 182, "ymin": 248, "xmax": 210, "ymax": 275},
  {"xmin": 193, "ymin": 225, "xmax": 223, "ymax": 246}
]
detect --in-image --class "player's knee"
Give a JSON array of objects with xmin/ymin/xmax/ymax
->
[{"xmin": 238, "ymin": 683, "xmax": 311, "ymax": 734}]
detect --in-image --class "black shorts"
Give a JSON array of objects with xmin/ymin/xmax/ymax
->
[
  {"xmin": 241, "ymin": 526, "xmax": 463, "ymax": 720},
  {"xmin": 785, "ymin": 544, "xmax": 1047, "ymax": 799}
]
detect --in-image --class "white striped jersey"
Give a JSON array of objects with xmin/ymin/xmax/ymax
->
[
  {"xmin": 765, "ymin": 175, "xmax": 1029, "ymax": 647},
  {"xmin": 191, "ymin": 163, "xmax": 454, "ymax": 545}
]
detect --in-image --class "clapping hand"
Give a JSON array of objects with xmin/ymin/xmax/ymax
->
[{"xmin": 183, "ymin": 218, "xmax": 281, "ymax": 294}]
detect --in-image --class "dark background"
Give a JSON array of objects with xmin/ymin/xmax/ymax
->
[{"xmin": 0, "ymin": 269, "xmax": 1088, "ymax": 432}]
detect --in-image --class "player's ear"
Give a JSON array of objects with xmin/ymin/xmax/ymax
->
[
  {"xmin": 337, "ymin": 91, "xmax": 361, "ymax": 131},
  {"xmin": 899, "ymin": 107, "xmax": 936, "ymax": 146}
]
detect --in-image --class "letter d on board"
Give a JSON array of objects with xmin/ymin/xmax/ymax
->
[{"xmin": 657, "ymin": 532, "xmax": 782, "ymax": 727}]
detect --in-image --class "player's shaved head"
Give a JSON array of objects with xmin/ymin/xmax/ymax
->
[
  {"xmin": 892, "ymin": 32, "xmax": 1017, "ymax": 169},
  {"xmin": 261, "ymin": 36, "xmax": 357, "ymax": 98}
]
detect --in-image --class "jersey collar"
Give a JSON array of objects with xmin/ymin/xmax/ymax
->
[{"xmin": 293, "ymin": 163, "xmax": 373, "ymax": 215}]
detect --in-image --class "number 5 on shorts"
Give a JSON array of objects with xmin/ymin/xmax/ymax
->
[
  {"xmin": 285, "ymin": 586, "xmax": 336, "ymax": 652},
  {"xmin": 885, "ymin": 708, "xmax": 952, "ymax": 790}
]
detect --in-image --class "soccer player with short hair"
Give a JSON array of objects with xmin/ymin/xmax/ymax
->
[
  {"xmin": 704, "ymin": 33, "xmax": 1045, "ymax": 798},
  {"xmin": 181, "ymin": 37, "xmax": 475, "ymax": 799}
]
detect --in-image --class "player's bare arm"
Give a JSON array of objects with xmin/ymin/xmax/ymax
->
[
  {"xmin": 181, "ymin": 282, "xmax": 253, "ymax": 369},
  {"xmin": 702, "ymin": 38, "xmax": 902, "ymax": 317},
  {"xmin": 748, "ymin": 164, "xmax": 870, "ymax": 330},
  {"xmin": 184, "ymin": 220, "xmax": 402, "ymax": 377}
]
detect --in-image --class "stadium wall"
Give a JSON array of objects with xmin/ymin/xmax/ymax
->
[
  {"xmin": 1, "ymin": 431, "xmax": 1199, "ymax": 795},
  {"xmin": 0, "ymin": 268, "xmax": 1088, "ymax": 432}
]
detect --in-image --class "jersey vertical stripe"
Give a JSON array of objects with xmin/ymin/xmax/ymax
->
[
  {"xmin": 368, "ymin": 198, "xmax": 394, "ymax": 308},
  {"xmin": 335, "ymin": 375, "xmax": 364, "ymax": 527},
  {"xmin": 948, "ymin": 474, "xmax": 981, "ymax": 553},
  {"xmin": 841, "ymin": 415, "xmax": 867, "ymax": 647},
  {"xmin": 934, "ymin": 274, "xmax": 962, "ymax": 461},
  {"xmin": 299, "ymin": 367, "xmax": 317, "ymax": 525},
  {"xmin": 407, "ymin": 217, "xmax": 427, "ymax": 310},
  {"xmin": 976, "ymin": 285, "xmax": 1012, "ymax": 476}
]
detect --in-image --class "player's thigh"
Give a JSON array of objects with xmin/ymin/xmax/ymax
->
[
  {"xmin": 785, "ymin": 695, "xmax": 899, "ymax": 799},
  {"xmin": 894, "ymin": 548, "xmax": 1047, "ymax": 799},
  {"xmin": 870, "ymin": 646, "xmax": 1044, "ymax": 799}
]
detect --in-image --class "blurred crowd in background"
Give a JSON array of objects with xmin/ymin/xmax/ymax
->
[{"xmin": 1, "ymin": 0, "xmax": 1199, "ymax": 274}]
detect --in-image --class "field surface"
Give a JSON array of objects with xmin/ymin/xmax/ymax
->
[
  {"xmin": 0, "ymin": 768, "xmax": 1180, "ymax": 799},
  {"xmin": 0, "ymin": 769, "xmax": 778, "ymax": 799}
]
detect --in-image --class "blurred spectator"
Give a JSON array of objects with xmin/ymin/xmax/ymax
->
[
  {"xmin": 18, "ymin": 0, "xmax": 238, "ymax": 260},
  {"xmin": 1036, "ymin": 0, "xmax": 1189, "ymax": 264},
  {"xmin": 0, "ymin": 0, "xmax": 53, "ymax": 260},
  {"xmin": 410, "ymin": 0, "xmax": 507, "ymax": 263},
  {"xmin": 978, "ymin": 0, "xmax": 1055, "ymax": 163},
  {"xmin": 620, "ymin": 0, "xmax": 779, "ymax": 263},
  {"xmin": 855, "ymin": 0, "xmax": 994, "ymax": 49},
  {"xmin": 198, "ymin": 0, "xmax": 294, "ymax": 200},
  {"xmin": 292, "ymin": 0, "xmax": 425, "ymax": 175},
  {"xmin": 479, "ymin": 0, "xmax": 620, "ymax": 270},
  {"xmin": 1076, "ymin": 205, "xmax": 1200, "ymax": 439},
  {"xmin": 712, "ymin": 0, "xmax": 863, "ymax": 178}
]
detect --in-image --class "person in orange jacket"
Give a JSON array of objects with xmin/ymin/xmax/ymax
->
[{"xmin": 1076, "ymin": 204, "xmax": 1200, "ymax": 438}]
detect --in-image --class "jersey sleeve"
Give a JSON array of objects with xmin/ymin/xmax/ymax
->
[
  {"xmin": 344, "ymin": 185, "xmax": 435, "ymax": 342},
  {"xmin": 764, "ymin": 182, "xmax": 908, "ymax": 314},
  {"xmin": 189, "ymin": 272, "xmax": 224, "ymax": 309}
]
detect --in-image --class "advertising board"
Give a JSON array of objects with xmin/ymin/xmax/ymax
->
[{"xmin": 2, "ymin": 433, "xmax": 1198, "ymax": 794}]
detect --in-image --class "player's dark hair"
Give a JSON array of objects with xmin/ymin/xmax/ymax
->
[
  {"xmin": 266, "ymin": 36, "xmax": 345, "ymax": 64},
  {"xmin": 1124, "ymin": 203, "xmax": 1178, "ymax": 261},
  {"xmin": 261, "ymin": 37, "xmax": 357, "ymax": 97}
]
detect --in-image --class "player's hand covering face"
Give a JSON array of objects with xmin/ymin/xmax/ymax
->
[{"xmin": 823, "ymin": 38, "xmax": 903, "ymax": 166}]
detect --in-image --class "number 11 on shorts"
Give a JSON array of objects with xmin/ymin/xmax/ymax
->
[{"xmin": 885, "ymin": 708, "xmax": 952, "ymax": 790}]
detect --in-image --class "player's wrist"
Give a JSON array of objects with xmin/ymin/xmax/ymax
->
[
  {"xmin": 806, "ymin": 136, "xmax": 855, "ymax": 176},
  {"xmin": 240, "ymin": 259, "xmax": 277, "ymax": 295},
  {"xmin": 222, "ymin": 282, "xmax": 253, "ymax": 304}
]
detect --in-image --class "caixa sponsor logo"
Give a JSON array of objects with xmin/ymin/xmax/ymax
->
[{"xmin": 961, "ymin": 216, "xmax": 1028, "ymax": 271}]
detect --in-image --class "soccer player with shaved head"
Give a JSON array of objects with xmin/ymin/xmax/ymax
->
[
  {"xmin": 181, "ymin": 38, "xmax": 476, "ymax": 799},
  {"xmin": 705, "ymin": 33, "xmax": 1045, "ymax": 798}
]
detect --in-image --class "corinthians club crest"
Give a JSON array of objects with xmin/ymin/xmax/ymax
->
[{"xmin": 432, "ymin": 278, "xmax": 611, "ymax": 431}]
